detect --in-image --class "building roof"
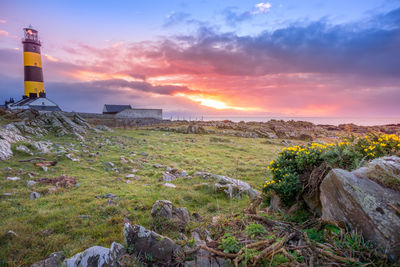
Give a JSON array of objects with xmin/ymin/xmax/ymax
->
[
  {"xmin": 103, "ymin": 104, "xmax": 132, "ymax": 113},
  {"xmin": 9, "ymin": 97, "xmax": 61, "ymax": 111}
]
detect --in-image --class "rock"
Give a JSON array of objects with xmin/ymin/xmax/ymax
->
[
  {"xmin": 62, "ymin": 242, "xmax": 125, "ymax": 267},
  {"xmin": 96, "ymin": 125, "xmax": 114, "ymax": 132},
  {"xmin": 6, "ymin": 176, "xmax": 21, "ymax": 181},
  {"xmin": 195, "ymin": 172, "xmax": 260, "ymax": 200},
  {"xmin": 163, "ymin": 183, "xmax": 177, "ymax": 188},
  {"xmin": 31, "ymin": 252, "xmax": 65, "ymax": 267},
  {"xmin": 30, "ymin": 192, "xmax": 41, "ymax": 200},
  {"xmin": 185, "ymin": 230, "xmax": 226, "ymax": 267},
  {"xmin": 42, "ymin": 166, "xmax": 48, "ymax": 172},
  {"xmin": 27, "ymin": 180, "xmax": 37, "ymax": 186},
  {"xmin": 105, "ymin": 162, "xmax": 115, "ymax": 168},
  {"xmin": 0, "ymin": 139, "xmax": 13, "ymax": 160},
  {"xmin": 96, "ymin": 193, "xmax": 116, "ymax": 199},
  {"xmin": 162, "ymin": 171, "xmax": 177, "ymax": 182},
  {"xmin": 153, "ymin": 163, "xmax": 164, "ymax": 168},
  {"xmin": 123, "ymin": 223, "xmax": 182, "ymax": 265},
  {"xmin": 2, "ymin": 193, "xmax": 12, "ymax": 196},
  {"xmin": 187, "ymin": 125, "xmax": 206, "ymax": 134},
  {"xmin": 140, "ymin": 152, "xmax": 148, "ymax": 156},
  {"xmin": 66, "ymin": 154, "xmax": 80, "ymax": 162},
  {"xmin": 151, "ymin": 200, "xmax": 190, "ymax": 232},
  {"xmin": 125, "ymin": 174, "xmax": 136, "ymax": 179},
  {"xmin": 269, "ymin": 192, "xmax": 282, "ymax": 212},
  {"xmin": 32, "ymin": 141, "xmax": 53, "ymax": 154},
  {"xmin": 6, "ymin": 230, "xmax": 17, "ymax": 238},
  {"xmin": 16, "ymin": 145, "xmax": 33, "ymax": 155},
  {"xmin": 320, "ymin": 156, "xmax": 400, "ymax": 261}
]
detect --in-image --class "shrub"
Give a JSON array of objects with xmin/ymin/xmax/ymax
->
[
  {"xmin": 245, "ymin": 223, "xmax": 267, "ymax": 238},
  {"xmin": 218, "ymin": 233, "xmax": 242, "ymax": 253},
  {"xmin": 263, "ymin": 134, "xmax": 400, "ymax": 206}
]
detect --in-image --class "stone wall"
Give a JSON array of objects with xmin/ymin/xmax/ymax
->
[{"xmin": 114, "ymin": 109, "xmax": 162, "ymax": 120}]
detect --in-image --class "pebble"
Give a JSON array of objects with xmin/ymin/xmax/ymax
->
[
  {"xmin": 42, "ymin": 166, "xmax": 48, "ymax": 172},
  {"xmin": 125, "ymin": 174, "xmax": 136, "ymax": 179},
  {"xmin": 30, "ymin": 192, "xmax": 41, "ymax": 200}
]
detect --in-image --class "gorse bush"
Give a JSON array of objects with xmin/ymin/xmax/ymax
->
[{"xmin": 263, "ymin": 134, "xmax": 400, "ymax": 206}]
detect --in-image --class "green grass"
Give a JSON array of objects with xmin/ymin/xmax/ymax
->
[{"xmin": 0, "ymin": 129, "xmax": 282, "ymax": 266}]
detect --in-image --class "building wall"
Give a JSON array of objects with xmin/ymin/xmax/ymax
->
[{"xmin": 114, "ymin": 109, "xmax": 162, "ymax": 119}]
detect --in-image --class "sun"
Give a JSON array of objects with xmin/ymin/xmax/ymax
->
[{"xmin": 176, "ymin": 93, "xmax": 258, "ymax": 111}]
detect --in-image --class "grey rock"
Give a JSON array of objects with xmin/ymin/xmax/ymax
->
[
  {"xmin": 32, "ymin": 141, "xmax": 53, "ymax": 154},
  {"xmin": 163, "ymin": 183, "xmax": 176, "ymax": 188},
  {"xmin": 151, "ymin": 200, "xmax": 190, "ymax": 232},
  {"xmin": 320, "ymin": 156, "xmax": 400, "ymax": 261},
  {"xmin": 6, "ymin": 176, "xmax": 21, "ymax": 181},
  {"xmin": 31, "ymin": 252, "xmax": 65, "ymax": 267},
  {"xmin": 140, "ymin": 152, "xmax": 148, "ymax": 156},
  {"xmin": 27, "ymin": 180, "xmax": 37, "ymax": 186},
  {"xmin": 0, "ymin": 139, "xmax": 13, "ymax": 160},
  {"xmin": 96, "ymin": 125, "xmax": 114, "ymax": 132},
  {"xmin": 6, "ymin": 230, "xmax": 17, "ymax": 238},
  {"xmin": 195, "ymin": 172, "xmax": 260, "ymax": 200},
  {"xmin": 105, "ymin": 162, "xmax": 115, "ymax": 168},
  {"xmin": 125, "ymin": 174, "xmax": 136, "ymax": 179},
  {"xmin": 62, "ymin": 242, "xmax": 125, "ymax": 267},
  {"xmin": 30, "ymin": 192, "xmax": 41, "ymax": 200},
  {"xmin": 16, "ymin": 145, "xmax": 33, "ymax": 155},
  {"xmin": 66, "ymin": 154, "xmax": 80, "ymax": 162},
  {"xmin": 124, "ymin": 223, "xmax": 182, "ymax": 265},
  {"xmin": 162, "ymin": 172, "xmax": 177, "ymax": 182},
  {"xmin": 42, "ymin": 166, "xmax": 48, "ymax": 172},
  {"xmin": 153, "ymin": 163, "xmax": 164, "ymax": 168}
]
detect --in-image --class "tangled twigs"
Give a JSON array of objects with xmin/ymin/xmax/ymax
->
[
  {"xmin": 246, "ymin": 214, "xmax": 291, "ymax": 228},
  {"xmin": 233, "ymin": 240, "xmax": 275, "ymax": 267},
  {"xmin": 315, "ymin": 248, "xmax": 358, "ymax": 263},
  {"xmin": 252, "ymin": 232, "xmax": 297, "ymax": 265},
  {"xmin": 197, "ymin": 244, "xmax": 237, "ymax": 258}
]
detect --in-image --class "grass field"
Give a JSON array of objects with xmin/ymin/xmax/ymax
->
[{"xmin": 0, "ymin": 128, "xmax": 283, "ymax": 266}]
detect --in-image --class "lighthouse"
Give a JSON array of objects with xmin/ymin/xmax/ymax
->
[
  {"xmin": 8, "ymin": 25, "xmax": 61, "ymax": 111},
  {"xmin": 22, "ymin": 26, "xmax": 45, "ymax": 98}
]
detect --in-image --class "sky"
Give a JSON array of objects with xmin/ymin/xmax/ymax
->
[{"xmin": 0, "ymin": 0, "xmax": 400, "ymax": 118}]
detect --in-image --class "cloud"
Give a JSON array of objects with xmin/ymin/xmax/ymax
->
[
  {"xmin": 0, "ymin": 19, "xmax": 6, "ymax": 24},
  {"xmin": 0, "ymin": 30, "xmax": 9, "ymax": 36},
  {"xmin": 1, "ymin": 7, "xmax": 400, "ymax": 116},
  {"xmin": 163, "ymin": 11, "xmax": 191, "ymax": 27},
  {"xmin": 254, "ymin": 2, "xmax": 272, "ymax": 14},
  {"xmin": 223, "ymin": 7, "xmax": 253, "ymax": 26}
]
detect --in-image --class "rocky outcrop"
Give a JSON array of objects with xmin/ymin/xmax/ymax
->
[
  {"xmin": 62, "ymin": 242, "xmax": 125, "ymax": 267},
  {"xmin": 151, "ymin": 200, "xmax": 190, "ymax": 232},
  {"xmin": 31, "ymin": 252, "xmax": 65, "ymax": 267},
  {"xmin": 124, "ymin": 223, "xmax": 182, "ymax": 265},
  {"xmin": 320, "ymin": 156, "xmax": 400, "ymax": 261},
  {"xmin": 195, "ymin": 172, "xmax": 260, "ymax": 200}
]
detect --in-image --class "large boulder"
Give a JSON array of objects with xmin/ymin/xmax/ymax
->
[
  {"xmin": 320, "ymin": 156, "xmax": 400, "ymax": 261},
  {"xmin": 151, "ymin": 200, "xmax": 190, "ymax": 232},
  {"xmin": 123, "ymin": 223, "xmax": 182, "ymax": 265},
  {"xmin": 62, "ymin": 242, "xmax": 125, "ymax": 267}
]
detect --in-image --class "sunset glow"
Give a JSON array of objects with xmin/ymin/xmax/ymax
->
[{"xmin": 0, "ymin": 0, "xmax": 399, "ymax": 119}]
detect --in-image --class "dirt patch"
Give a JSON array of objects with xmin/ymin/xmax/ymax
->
[{"xmin": 34, "ymin": 175, "xmax": 77, "ymax": 188}]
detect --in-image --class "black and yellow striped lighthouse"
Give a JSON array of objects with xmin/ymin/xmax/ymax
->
[
  {"xmin": 22, "ymin": 26, "xmax": 46, "ymax": 98},
  {"xmin": 6, "ymin": 26, "xmax": 60, "ymax": 111}
]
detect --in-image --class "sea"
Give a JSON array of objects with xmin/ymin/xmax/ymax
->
[{"xmin": 167, "ymin": 116, "xmax": 400, "ymax": 126}]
